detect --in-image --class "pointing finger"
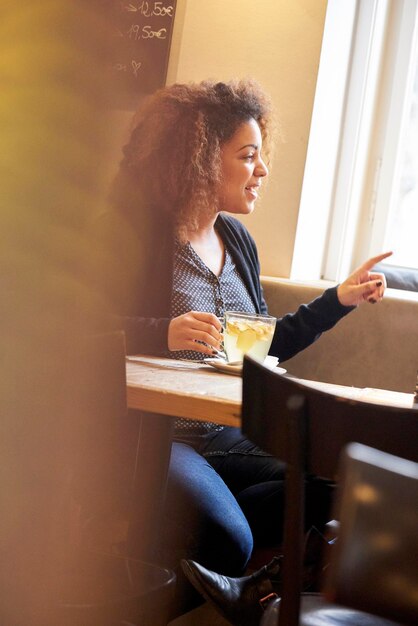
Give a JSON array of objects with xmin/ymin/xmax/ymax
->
[{"xmin": 357, "ymin": 251, "xmax": 393, "ymax": 272}]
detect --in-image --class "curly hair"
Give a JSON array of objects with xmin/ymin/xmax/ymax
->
[{"xmin": 111, "ymin": 79, "xmax": 274, "ymax": 238}]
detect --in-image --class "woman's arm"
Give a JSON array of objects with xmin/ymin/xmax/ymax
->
[
  {"xmin": 270, "ymin": 252, "xmax": 391, "ymax": 363},
  {"xmin": 90, "ymin": 211, "xmax": 222, "ymax": 355},
  {"xmin": 270, "ymin": 286, "xmax": 352, "ymax": 362}
]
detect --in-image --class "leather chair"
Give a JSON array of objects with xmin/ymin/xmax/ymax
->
[{"xmin": 240, "ymin": 356, "xmax": 418, "ymax": 626}]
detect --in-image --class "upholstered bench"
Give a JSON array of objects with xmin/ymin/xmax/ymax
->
[{"xmin": 261, "ymin": 276, "xmax": 418, "ymax": 394}]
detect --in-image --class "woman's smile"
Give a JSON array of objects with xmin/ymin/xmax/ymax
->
[
  {"xmin": 245, "ymin": 183, "xmax": 261, "ymax": 200},
  {"xmin": 219, "ymin": 117, "xmax": 268, "ymax": 215}
]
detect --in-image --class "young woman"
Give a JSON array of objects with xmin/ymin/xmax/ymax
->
[{"xmin": 95, "ymin": 79, "xmax": 389, "ymax": 621}]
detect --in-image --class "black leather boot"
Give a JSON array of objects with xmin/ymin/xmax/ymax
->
[
  {"xmin": 181, "ymin": 556, "xmax": 282, "ymax": 626},
  {"xmin": 181, "ymin": 526, "xmax": 333, "ymax": 625}
]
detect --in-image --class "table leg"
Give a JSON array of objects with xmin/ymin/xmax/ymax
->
[{"xmin": 126, "ymin": 410, "xmax": 175, "ymax": 562}]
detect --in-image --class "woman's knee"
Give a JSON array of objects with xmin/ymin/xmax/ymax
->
[
  {"xmin": 203, "ymin": 510, "xmax": 253, "ymax": 575},
  {"xmin": 165, "ymin": 442, "xmax": 253, "ymax": 574}
]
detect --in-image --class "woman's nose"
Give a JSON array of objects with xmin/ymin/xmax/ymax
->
[{"xmin": 256, "ymin": 157, "xmax": 268, "ymax": 178}]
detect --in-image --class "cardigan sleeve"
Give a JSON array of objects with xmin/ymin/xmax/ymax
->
[
  {"xmin": 118, "ymin": 316, "xmax": 171, "ymax": 354},
  {"xmin": 269, "ymin": 286, "xmax": 354, "ymax": 363}
]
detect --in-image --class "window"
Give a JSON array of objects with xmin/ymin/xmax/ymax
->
[
  {"xmin": 292, "ymin": 0, "xmax": 418, "ymax": 283},
  {"xmin": 383, "ymin": 26, "xmax": 418, "ymax": 268}
]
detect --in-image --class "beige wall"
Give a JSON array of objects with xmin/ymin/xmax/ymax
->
[
  {"xmin": 167, "ymin": 0, "xmax": 327, "ymax": 277},
  {"xmin": 105, "ymin": 1, "xmax": 327, "ymax": 278}
]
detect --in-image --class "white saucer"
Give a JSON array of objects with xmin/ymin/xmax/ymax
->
[{"xmin": 204, "ymin": 356, "xmax": 286, "ymax": 377}]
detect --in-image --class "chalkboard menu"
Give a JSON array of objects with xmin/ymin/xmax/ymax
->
[{"xmin": 101, "ymin": 1, "xmax": 177, "ymax": 110}]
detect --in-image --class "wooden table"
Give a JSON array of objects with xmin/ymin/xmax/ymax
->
[
  {"xmin": 126, "ymin": 354, "xmax": 416, "ymax": 419},
  {"xmin": 126, "ymin": 355, "xmax": 242, "ymax": 426},
  {"xmin": 125, "ymin": 355, "xmax": 417, "ymax": 560}
]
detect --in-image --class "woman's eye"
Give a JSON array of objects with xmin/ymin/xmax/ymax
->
[{"xmin": 243, "ymin": 154, "xmax": 255, "ymax": 161}]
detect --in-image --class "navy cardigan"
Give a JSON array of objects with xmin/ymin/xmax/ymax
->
[{"xmin": 94, "ymin": 210, "xmax": 353, "ymax": 362}]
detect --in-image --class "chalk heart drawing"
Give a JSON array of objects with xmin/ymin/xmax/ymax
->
[{"xmin": 132, "ymin": 60, "xmax": 142, "ymax": 76}]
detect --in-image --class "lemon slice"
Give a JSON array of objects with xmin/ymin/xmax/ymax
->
[{"xmin": 236, "ymin": 328, "xmax": 257, "ymax": 353}]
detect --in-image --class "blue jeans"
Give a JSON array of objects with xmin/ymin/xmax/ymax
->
[
  {"xmin": 162, "ymin": 427, "xmax": 285, "ymax": 571},
  {"xmin": 161, "ymin": 427, "xmax": 333, "ymax": 615}
]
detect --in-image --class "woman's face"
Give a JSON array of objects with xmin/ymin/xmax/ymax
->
[{"xmin": 219, "ymin": 118, "xmax": 268, "ymax": 215}]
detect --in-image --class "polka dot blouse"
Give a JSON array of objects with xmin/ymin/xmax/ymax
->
[{"xmin": 167, "ymin": 238, "xmax": 256, "ymax": 435}]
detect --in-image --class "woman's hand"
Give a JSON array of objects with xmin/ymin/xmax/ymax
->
[
  {"xmin": 337, "ymin": 251, "xmax": 393, "ymax": 307},
  {"xmin": 168, "ymin": 311, "xmax": 223, "ymax": 355}
]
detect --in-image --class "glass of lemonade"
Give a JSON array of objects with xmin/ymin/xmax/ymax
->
[{"xmin": 223, "ymin": 311, "xmax": 276, "ymax": 363}]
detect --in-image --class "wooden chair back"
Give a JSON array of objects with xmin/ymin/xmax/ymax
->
[{"xmin": 241, "ymin": 356, "xmax": 418, "ymax": 626}]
